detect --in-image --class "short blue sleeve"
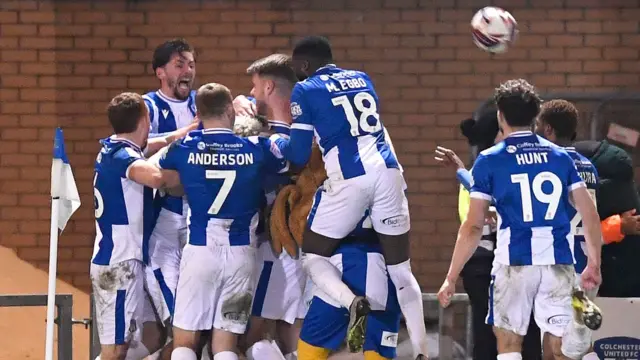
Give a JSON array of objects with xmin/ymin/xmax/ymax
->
[
  {"xmin": 113, "ymin": 146, "xmax": 143, "ymax": 179},
  {"xmin": 564, "ymin": 153, "xmax": 586, "ymax": 192},
  {"xmin": 290, "ymin": 83, "xmax": 313, "ymax": 128},
  {"xmin": 158, "ymin": 141, "xmax": 182, "ymax": 171},
  {"xmin": 255, "ymin": 136, "xmax": 289, "ymax": 175},
  {"xmin": 469, "ymin": 153, "xmax": 493, "ymax": 201}
]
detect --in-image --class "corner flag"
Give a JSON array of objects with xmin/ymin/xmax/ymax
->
[
  {"xmin": 45, "ymin": 127, "xmax": 81, "ymax": 360},
  {"xmin": 51, "ymin": 127, "xmax": 81, "ymax": 231}
]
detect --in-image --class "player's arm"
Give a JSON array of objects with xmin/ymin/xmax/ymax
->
[
  {"xmin": 116, "ymin": 146, "xmax": 179, "ymax": 189},
  {"xmin": 446, "ymin": 155, "xmax": 492, "ymax": 283},
  {"xmin": 567, "ymin": 162, "xmax": 602, "ymax": 268},
  {"xmin": 270, "ymin": 84, "xmax": 314, "ymax": 167},
  {"xmin": 256, "ymin": 136, "xmax": 290, "ymax": 175},
  {"xmin": 144, "ymin": 121, "xmax": 199, "ymax": 157}
]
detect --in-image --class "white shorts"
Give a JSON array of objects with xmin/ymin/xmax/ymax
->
[
  {"xmin": 308, "ymin": 167, "xmax": 409, "ymax": 239},
  {"xmin": 487, "ymin": 263, "xmax": 576, "ymax": 337},
  {"xmin": 90, "ymin": 260, "xmax": 147, "ymax": 345},
  {"xmin": 172, "ymin": 244, "xmax": 258, "ymax": 334},
  {"xmin": 147, "ymin": 208, "xmax": 187, "ymax": 322},
  {"xmin": 251, "ymin": 242, "xmax": 308, "ymax": 324}
]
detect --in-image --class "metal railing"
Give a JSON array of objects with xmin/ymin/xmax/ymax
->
[{"xmin": 0, "ymin": 294, "xmax": 74, "ymax": 360}]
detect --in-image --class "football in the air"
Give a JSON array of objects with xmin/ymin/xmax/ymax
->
[{"xmin": 470, "ymin": 6, "xmax": 518, "ymax": 54}]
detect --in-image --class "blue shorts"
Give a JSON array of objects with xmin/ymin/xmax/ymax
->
[{"xmin": 299, "ymin": 242, "xmax": 401, "ymax": 358}]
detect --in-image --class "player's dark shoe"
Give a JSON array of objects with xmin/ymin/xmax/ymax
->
[
  {"xmin": 346, "ymin": 296, "xmax": 370, "ymax": 353},
  {"xmin": 571, "ymin": 289, "xmax": 602, "ymax": 331},
  {"xmin": 415, "ymin": 354, "xmax": 429, "ymax": 360}
]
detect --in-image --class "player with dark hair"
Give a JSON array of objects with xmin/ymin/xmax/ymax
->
[
  {"xmin": 438, "ymin": 80, "xmax": 603, "ymax": 360},
  {"xmin": 91, "ymin": 92, "xmax": 188, "ymax": 360},
  {"xmin": 269, "ymin": 36, "xmax": 429, "ymax": 359},
  {"xmin": 157, "ymin": 83, "xmax": 289, "ymax": 360},
  {"xmin": 535, "ymin": 99, "xmax": 602, "ymax": 360}
]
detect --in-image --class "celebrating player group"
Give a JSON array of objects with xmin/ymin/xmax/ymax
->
[{"xmin": 90, "ymin": 34, "xmax": 604, "ymax": 360}]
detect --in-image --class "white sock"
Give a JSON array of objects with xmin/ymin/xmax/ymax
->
[
  {"xmin": 213, "ymin": 350, "xmax": 238, "ymax": 360},
  {"xmin": 95, "ymin": 356, "xmax": 101, "ymax": 360},
  {"xmin": 284, "ymin": 350, "xmax": 298, "ymax": 360},
  {"xmin": 582, "ymin": 352, "xmax": 598, "ymax": 360},
  {"xmin": 125, "ymin": 343, "xmax": 150, "ymax": 360},
  {"xmin": 302, "ymin": 253, "xmax": 356, "ymax": 309},
  {"xmin": 387, "ymin": 260, "xmax": 428, "ymax": 358},
  {"xmin": 562, "ymin": 320, "xmax": 591, "ymax": 359},
  {"xmin": 171, "ymin": 347, "xmax": 197, "ymax": 360},
  {"xmin": 246, "ymin": 339, "xmax": 285, "ymax": 360},
  {"xmin": 497, "ymin": 353, "xmax": 522, "ymax": 360}
]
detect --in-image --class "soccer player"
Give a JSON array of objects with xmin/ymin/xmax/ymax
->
[
  {"xmin": 437, "ymin": 79, "xmax": 603, "ymax": 360},
  {"xmin": 535, "ymin": 99, "xmax": 602, "ymax": 360},
  {"xmin": 269, "ymin": 35, "xmax": 429, "ymax": 359},
  {"xmin": 299, "ymin": 210, "xmax": 403, "ymax": 360},
  {"xmin": 157, "ymin": 83, "xmax": 289, "ymax": 360},
  {"xmin": 243, "ymin": 54, "xmax": 306, "ymax": 360},
  {"xmin": 91, "ymin": 92, "xmax": 185, "ymax": 360}
]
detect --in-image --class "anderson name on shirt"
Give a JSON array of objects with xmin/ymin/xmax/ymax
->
[{"xmin": 186, "ymin": 141, "xmax": 254, "ymax": 166}]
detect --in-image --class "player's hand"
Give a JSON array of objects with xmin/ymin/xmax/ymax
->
[
  {"xmin": 434, "ymin": 146, "xmax": 465, "ymax": 170},
  {"xmin": 233, "ymin": 95, "xmax": 257, "ymax": 118},
  {"xmin": 437, "ymin": 278, "xmax": 456, "ymax": 308},
  {"xmin": 581, "ymin": 264, "xmax": 602, "ymax": 291},
  {"xmin": 620, "ymin": 209, "xmax": 640, "ymax": 235}
]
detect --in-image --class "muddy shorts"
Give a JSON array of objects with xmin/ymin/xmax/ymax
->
[
  {"xmin": 90, "ymin": 259, "xmax": 146, "ymax": 345},
  {"xmin": 172, "ymin": 244, "xmax": 257, "ymax": 334},
  {"xmin": 486, "ymin": 263, "xmax": 576, "ymax": 337}
]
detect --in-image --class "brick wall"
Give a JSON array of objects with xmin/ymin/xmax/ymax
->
[{"xmin": 1, "ymin": 0, "xmax": 639, "ymax": 292}]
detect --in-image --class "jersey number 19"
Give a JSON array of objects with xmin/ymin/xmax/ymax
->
[
  {"xmin": 511, "ymin": 171, "xmax": 562, "ymax": 222},
  {"xmin": 332, "ymin": 91, "xmax": 382, "ymax": 136}
]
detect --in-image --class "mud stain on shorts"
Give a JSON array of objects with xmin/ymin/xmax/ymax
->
[
  {"xmin": 221, "ymin": 292, "xmax": 253, "ymax": 325},
  {"xmin": 94, "ymin": 262, "xmax": 135, "ymax": 291}
]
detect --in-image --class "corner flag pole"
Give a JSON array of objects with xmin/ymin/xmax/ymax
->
[{"xmin": 45, "ymin": 128, "xmax": 81, "ymax": 360}]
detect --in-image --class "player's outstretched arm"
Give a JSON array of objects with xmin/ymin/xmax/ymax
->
[
  {"xmin": 144, "ymin": 121, "xmax": 199, "ymax": 157},
  {"xmin": 270, "ymin": 84, "xmax": 314, "ymax": 166}
]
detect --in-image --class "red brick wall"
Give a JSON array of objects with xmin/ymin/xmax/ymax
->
[{"xmin": 1, "ymin": 0, "xmax": 639, "ymax": 292}]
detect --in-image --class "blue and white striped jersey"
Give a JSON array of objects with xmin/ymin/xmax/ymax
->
[
  {"xmin": 470, "ymin": 131, "xmax": 586, "ymax": 266},
  {"xmin": 92, "ymin": 137, "xmax": 155, "ymax": 266},
  {"xmin": 565, "ymin": 147, "xmax": 599, "ymax": 273},
  {"xmin": 143, "ymin": 90, "xmax": 197, "ymax": 217},
  {"xmin": 272, "ymin": 65, "xmax": 400, "ymax": 180},
  {"xmin": 158, "ymin": 128, "xmax": 289, "ymax": 247}
]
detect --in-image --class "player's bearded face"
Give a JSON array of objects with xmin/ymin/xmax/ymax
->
[{"xmin": 162, "ymin": 52, "xmax": 195, "ymax": 100}]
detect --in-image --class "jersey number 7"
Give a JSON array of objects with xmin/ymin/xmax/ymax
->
[
  {"xmin": 332, "ymin": 92, "xmax": 382, "ymax": 136},
  {"xmin": 206, "ymin": 170, "xmax": 236, "ymax": 215}
]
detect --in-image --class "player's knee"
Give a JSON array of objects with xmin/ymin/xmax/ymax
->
[
  {"xmin": 364, "ymin": 350, "xmax": 390, "ymax": 360},
  {"xmin": 377, "ymin": 232, "xmax": 409, "ymax": 265},
  {"xmin": 297, "ymin": 339, "xmax": 330, "ymax": 360},
  {"xmin": 100, "ymin": 345, "xmax": 128, "ymax": 360},
  {"xmin": 171, "ymin": 347, "xmax": 197, "ymax": 360},
  {"xmin": 387, "ymin": 260, "xmax": 419, "ymax": 291},
  {"xmin": 300, "ymin": 228, "xmax": 339, "ymax": 257}
]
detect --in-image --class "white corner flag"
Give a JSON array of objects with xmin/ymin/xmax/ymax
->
[{"xmin": 45, "ymin": 127, "xmax": 81, "ymax": 360}]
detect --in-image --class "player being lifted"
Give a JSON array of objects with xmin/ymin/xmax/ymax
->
[
  {"xmin": 269, "ymin": 36, "xmax": 429, "ymax": 359},
  {"xmin": 156, "ymin": 83, "xmax": 289, "ymax": 360},
  {"xmin": 534, "ymin": 99, "xmax": 602, "ymax": 360},
  {"xmin": 437, "ymin": 80, "xmax": 603, "ymax": 360},
  {"xmin": 243, "ymin": 54, "xmax": 307, "ymax": 360},
  {"xmin": 91, "ymin": 93, "xmax": 189, "ymax": 360}
]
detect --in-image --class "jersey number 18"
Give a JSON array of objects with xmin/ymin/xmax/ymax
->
[{"xmin": 332, "ymin": 92, "xmax": 382, "ymax": 136}]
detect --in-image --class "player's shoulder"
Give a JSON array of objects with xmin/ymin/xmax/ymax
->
[
  {"xmin": 478, "ymin": 141, "xmax": 505, "ymax": 158},
  {"xmin": 565, "ymin": 147, "xmax": 597, "ymax": 170},
  {"xmin": 99, "ymin": 137, "xmax": 143, "ymax": 163}
]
